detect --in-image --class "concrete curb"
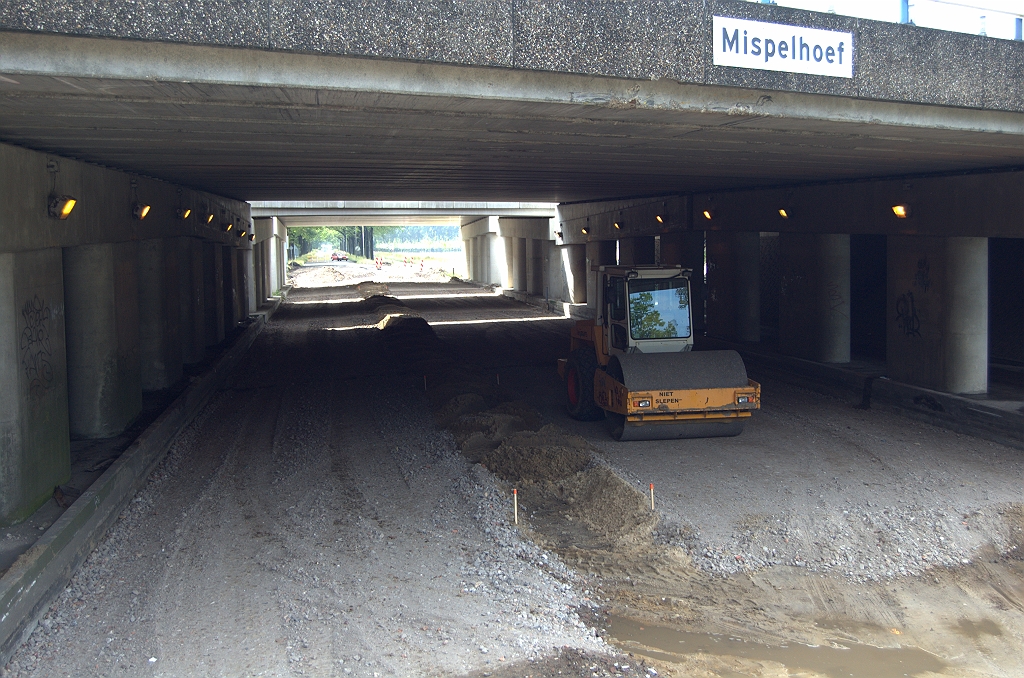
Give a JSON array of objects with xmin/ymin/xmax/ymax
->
[
  {"xmin": 0, "ymin": 301, "xmax": 280, "ymax": 667},
  {"xmin": 701, "ymin": 337, "xmax": 1024, "ymax": 451}
]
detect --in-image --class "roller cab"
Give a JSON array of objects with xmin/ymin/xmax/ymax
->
[{"xmin": 559, "ymin": 265, "xmax": 760, "ymax": 440}]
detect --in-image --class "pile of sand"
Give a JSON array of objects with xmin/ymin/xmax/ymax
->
[
  {"xmin": 482, "ymin": 425, "xmax": 592, "ymax": 482},
  {"xmin": 451, "ymin": 402, "xmax": 546, "ymax": 462}
]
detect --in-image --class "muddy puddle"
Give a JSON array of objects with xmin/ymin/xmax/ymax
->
[{"xmin": 606, "ymin": 614, "xmax": 947, "ymax": 678}]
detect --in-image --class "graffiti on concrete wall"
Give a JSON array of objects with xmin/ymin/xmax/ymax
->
[
  {"xmin": 895, "ymin": 291, "xmax": 921, "ymax": 338},
  {"xmin": 914, "ymin": 258, "xmax": 931, "ymax": 292},
  {"xmin": 826, "ymin": 282, "xmax": 848, "ymax": 319},
  {"xmin": 20, "ymin": 295, "xmax": 55, "ymax": 399}
]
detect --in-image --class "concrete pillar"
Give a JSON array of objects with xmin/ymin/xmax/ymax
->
[
  {"xmin": 528, "ymin": 238, "xmax": 544, "ymax": 296},
  {"xmin": 487, "ymin": 233, "xmax": 507, "ymax": 286},
  {"xmin": 64, "ymin": 242, "xmax": 142, "ymax": 439},
  {"xmin": 562, "ymin": 244, "xmax": 587, "ymax": 304},
  {"xmin": 223, "ymin": 246, "xmax": 239, "ymax": 335},
  {"xmin": 707, "ymin": 232, "xmax": 761, "ymax": 343},
  {"xmin": 778, "ymin": 233, "xmax": 850, "ymax": 363},
  {"xmin": 243, "ymin": 247, "xmax": 256, "ymax": 317},
  {"xmin": 237, "ymin": 248, "xmax": 250, "ymax": 321},
  {"xmin": 887, "ymin": 236, "xmax": 987, "ymax": 394},
  {"xmin": 138, "ymin": 238, "xmax": 183, "ymax": 391},
  {"xmin": 269, "ymin": 221, "xmax": 281, "ymax": 293},
  {"xmin": 618, "ymin": 236, "xmax": 656, "ymax": 266},
  {"xmin": 0, "ymin": 249, "xmax": 71, "ymax": 525},
  {"xmin": 181, "ymin": 238, "xmax": 206, "ymax": 363},
  {"xmin": 513, "ymin": 237, "xmax": 528, "ymax": 292},
  {"xmin": 474, "ymin": 236, "xmax": 484, "ymax": 283},
  {"xmin": 503, "ymin": 236, "xmax": 514, "ymax": 287},
  {"xmin": 203, "ymin": 243, "xmax": 225, "ymax": 346},
  {"xmin": 464, "ymin": 237, "xmax": 474, "ymax": 281}
]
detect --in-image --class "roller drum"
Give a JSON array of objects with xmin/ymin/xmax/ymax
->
[{"xmin": 607, "ymin": 350, "xmax": 749, "ymax": 441}]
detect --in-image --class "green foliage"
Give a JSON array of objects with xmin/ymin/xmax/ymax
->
[
  {"xmin": 374, "ymin": 225, "xmax": 459, "ymax": 244},
  {"xmin": 628, "ymin": 291, "xmax": 678, "ymax": 339}
]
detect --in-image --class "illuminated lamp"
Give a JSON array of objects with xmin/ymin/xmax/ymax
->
[
  {"xmin": 581, "ymin": 227, "xmax": 589, "ymax": 235},
  {"xmin": 249, "ymin": 233, "xmax": 256, "ymax": 242},
  {"xmin": 133, "ymin": 202, "xmax": 151, "ymax": 220},
  {"xmin": 614, "ymin": 222, "xmax": 621, "ymax": 229},
  {"xmin": 655, "ymin": 215, "xmax": 664, "ymax": 223},
  {"xmin": 206, "ymin": 213, "xmax": 215, "ymax": 224},
  {"xmin": 892, "ymin": 204, "xmax": 911, "ymax": 219},
  {"xmin": 778, "ymin": 209, "xmax": 790, "ymax": 219},
  {"xmin": 177, "ymin": 208, "xmax": 192, "ymax": 220},
  {"xmin": 223, "ymin": 222, "xmax": 233, "ymax": 233},
  {"xmin": 48, "ymin": 195, "xmax": 77, "ymax": 220},
  {"xmin": 702, "ymin": 209, "xmax": 714, "ymax": 220}
]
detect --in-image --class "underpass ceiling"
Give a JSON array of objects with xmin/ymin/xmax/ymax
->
[{"xmin": 2, "ymin": 37, "xmax": 1024, "ymax": 203}]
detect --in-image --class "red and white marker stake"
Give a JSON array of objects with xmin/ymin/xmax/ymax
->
[
  {"xmin": 513, "ymin": 489, "xmax": 518, "ymax": 525},
  {"xmin": 650, "ymin": 483, "xmax": 655, "ymax": 510}
]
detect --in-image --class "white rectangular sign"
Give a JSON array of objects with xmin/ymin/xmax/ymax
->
[{"xmin": 713, "ymin": 16, "xmax": 853, "ymax": 78}]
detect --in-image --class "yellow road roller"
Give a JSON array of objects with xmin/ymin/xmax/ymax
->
[{"xmin": 557, "ymin": 266, "xmax": 760, "ymax": 440}]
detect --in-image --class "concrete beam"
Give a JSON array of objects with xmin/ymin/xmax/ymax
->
[{"xmin": 693, "ymin": 170, "xmax": 1024, "ymax": 238}]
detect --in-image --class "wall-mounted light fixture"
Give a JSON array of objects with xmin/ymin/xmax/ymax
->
[
  {"xmin": 702, "ymin": 209, "xmax": 715, "ymax": 220},
  {"xmin": 130, "ymin": 179, "xmax": 150, "ymax": 220},
  {"xmin": 222, "ymin": 221, "xmax": 233, "ymax": 233},
  {"xmin": 175, "ymin": 189, "xmax": 190, "ymax": 220},
  {"xmin": 237, "ymin": 229, "xmax": 247, "ymax": 238},
  {"xmin": 655, "ymin": 215, "xmax": 664, "ymax": 223},
  {"xmin": 249, "ymin": 233, "xmax": 256, "ymax": 242},
  {"xmin": 48, "ymin": 195, "xmax": 77, "ymax": 220},
  {"xmin": 206, "ymin": 212, "xmax": 215, "ymax": 224},
  {"xmin": 891, "ymin": 204, "xmax": 911, "ymax": 219},
  {"xmin": 581, "ymin": 226, "xmax": 589, "ymax": 235},
  {"xmin": 613, "ymin": 222, "xmax": 621, "ymax": 230},
  {"xmin": 46, "ymin": 160, "xmax": 77, "ymax": 220},
  {"xmin": 778, "ymin": 209, "xmax": 790, "ymax": 219}
]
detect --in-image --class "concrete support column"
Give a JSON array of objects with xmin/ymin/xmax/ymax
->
[
  {"xmin": 464, "ymin": 237, "xmax": 474, "ymax": 281},
  {"xmin": 137, "ymin": 238, "xmax": 183, "ymax": 391},
  {"xmin": 503, "ymin": 236, "xmax": 514, "ymax": 287},
  {"xmin": 243, "ymin": 247, "xmax": 256, "ymax": 317},
  {"xmin": 513, "ymin": 238, "xmax": 528, "ymax": 292},
  {"xmin": 528, "ymin": 238, "xmax": 544, "ymax": 296},
  {"xmin": 269, "ymin": 220, "xmax": 281, "ymax": 293},
  {"xmin": 779, "ymin": 233, "xmax": 850, "ymax": 362},
  {"xmin": 475, "ymin": 236, "xmax": 485, "ymax": 283},
  {"xmin": 562, "ymin": 244, "xmax": 587, "ymax": 304},
  {"xmin": 222, "ymin": 246, "xmax": 239, "ymax": 336},
  {"xmin": 64, "ymin": 242, "xmax": 142, "ymax": 439},
  {"xmin": 203, "ymin": 243, "xmax": 225, "ymax": 346},
  {"xmin": 0, "ymin": 249, "xmax": 70, "ymax": 525},
  {"xmin": 618, "ymin": 236, "xmax": 656, "ymax": 266},
  {"xmin": 887, "ymin": 236, "xmax": 987, "ymax": 393},
  {"xmin": 487, "ymin": 233, "xmax": 507, "ymax": 286},
  {"xmin": 181, "ymin": 238, "xmax": 206, "ymax": 363},
  {"xmin": 707, "ymin": 232, "xmax": 761, "ymax": 343}
]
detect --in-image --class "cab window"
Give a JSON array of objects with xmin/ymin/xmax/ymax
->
[{"xmin": 628, "ymin": 278, "xmax": 691, "ymax": 339}]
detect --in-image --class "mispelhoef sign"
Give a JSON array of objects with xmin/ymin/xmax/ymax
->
[{"xmin": 713, "ymin": 16, "xmax": 854, "ymax": 78}]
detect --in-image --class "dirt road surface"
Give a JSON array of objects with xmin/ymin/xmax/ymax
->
[{"xmin": 4, "ymin": 280, "xmax": 1023, "ymax": 677}]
